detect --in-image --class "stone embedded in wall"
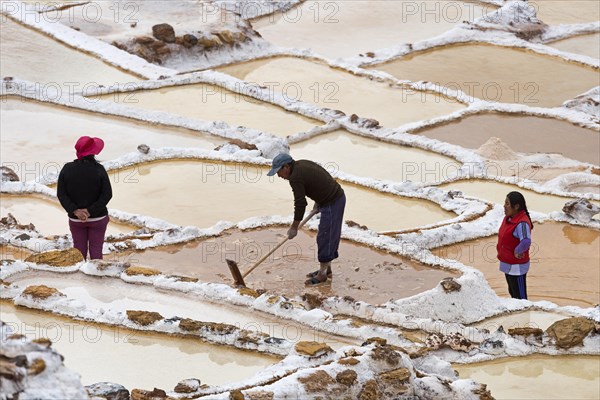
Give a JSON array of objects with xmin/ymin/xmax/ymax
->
[
  {"xmin": 131, "ymin": 388, "xmax": 167, "ymax": 400},
  {"xmin": 301, "ymin": 293, "xmax": 324, "ymax": 310},
  {"xmin": 370, "ymin": 345, "xmax": 401, "ymax": 366},
  {"xmin": 22, "ymin": 285, "xmax": 65, "ymax": 300},
  {"xmin": 174, "ymin": 378, "xmax": 202, "ymax": 394},
  {"xmin": 376, "ymin": 368, "xmax": 411, "ymax": 398},
  {"xmin": 336, "ymin": 369, "xmax": 358, "ymax": 386},
  {"xmin": 295, "ymin": 341, "xmax": 334, "ymax": 357},
  {"xmin": 85, "ymin": 382, "xmax": 130, "ymax": 400},
  {"xmin": 124, "ymin": 266, "xmax": 161, "ymax": 276},
  {"xmin": 32, "ymin": 338, "xmax": 52, "ymax": 348},
  {"xmin": 215, "ymin": 139, "xmax": 259, "ymax": 152},
  {"xmin": 508, "ymin": 327, "xmax": 543, "ymax": 337},
  {"xmin": 440, "ymin": 277, "xmax": 461, "ymax": 293},
  {"xmin": 338, "ymin": 357, "xmax": 360, "ymax": 366},
  {"xmin": 229, "ymin": 390, "xmax": 244, "ymax": 400},
  {"xmin": 126, "ymin": 310, "xmax": 163, "ymax": 326},
  {"xmin": 546, "ymin": 317, "xmax": 595, "ymax": 349},
  {"xmin": 137, "ymin": 144, "xmax": 151, "ymax": 154},
  {"xmin": 473, "ymin": 384, "xmax": 495, "ymax": 400},
  {"xmin": 246, "ymin": 391, "xmax": 274, "ymax": 400},
  {"xmin": 1, "ymin": 166, "xmax": 19, "ymax": 182},
  {"xmin": 359, "ymin": 379, "xmax": 379, "ymax": 400},
  {"xmin": 298, "ymin": 370, "xmax": 335, "ymax": 393},
  {"xmin": 152, "ymin": 24, "xmax": 176, "ymax": 43},
  {"xmin": 27, "ymin": 359, "xmax": 46, "ymax": 375},
  {"xmin": 24, "ymin": 248, "xmax": 84, "ymax": 266},
  {"xmin": 363, "ymin": 337, "xmax": 387, "ymax": 347},
  {"xmin": 176, "ymin": 34, "xmax": 199, "ymax": 48},
  {"xmin": 178, "ymin": 318, "xmax": 203, "ymax": 332},
  {"xmin": 237, "ymin": 287, "xmax": 260, "ymax": 298}
]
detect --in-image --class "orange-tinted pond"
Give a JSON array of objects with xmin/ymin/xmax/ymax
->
[{"xmin": 431, "ymin": 221, "xmax": 600, "ymax": 307}]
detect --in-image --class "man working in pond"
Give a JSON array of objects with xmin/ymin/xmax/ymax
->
[{"xmin": 267, "ymin": 153, "xmax": 346, "ymax": 286}]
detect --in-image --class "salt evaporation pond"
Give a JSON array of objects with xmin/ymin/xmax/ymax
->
[
  {"xmin": 531, "ymin": 0, "xmax": 600, "ymax": 24},
  {"xmin": 0, "ymin": 303, "xmax": 279, "ymax": 390},
  {"xmin": 439, "ymin": 180, "xmax": 600, "ymax": 218},
  {"xmin": 412, "ymin": 112, "xmax": 600, "ymax": 166},
  {"xmin": 218, "ymin": 57, "xmax": 465, "ymax": 128},
  {"xmin": 1, "ymin": 195, "xmax": 134, "ymax": 237},
  {"xmin": 370, "ymin": 43, "xmax": 599, "ymax": 107},
  {"xmin": 471, "ymin": 310, "xmax": 571, "ymax": 332},
  {"xmin": 108, "ymin": 160, "xmax": 456, "ymax": 232},
  {"xmin": 432, "ymin": 221, "xmax": 600, "ymax": 307},
  {"xmin": 548, "ymin": 33, "xmax": 600, "ymax": 60},
  {"xmin": 0, "ymin": 98, "xmax": 223, "ymax": 177},
  {"xmin": 95, "ymin": 84, "xmax": 322, "ymax": 138},
  {"xmin": 251, "ymin": 0, "xmax": 493, "ymax": 59},
  {"xmin": 290, "ymin": 129, "xmax": 462, "ymax": 184},
  {"xmin": 0, "ymin": 18, "xmax": 137, "ymax": 87},
  {"xmin": 111, "ymin": 227, "xmax": 458, "ymax": 304},
  {"xmin": 454, "ymin": 355, "xmax": 600, "ymax": 400},
  {"xmin": 6, "ymin": 271, "xmax": 357, "ymax": 349}
]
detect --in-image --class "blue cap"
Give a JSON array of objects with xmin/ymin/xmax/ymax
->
[{"xmin": 267, "ymin": 153, "xmax": 293, "ymax": 176}]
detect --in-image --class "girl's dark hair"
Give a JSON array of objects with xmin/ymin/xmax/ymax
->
[{"xmin": 507, "ymin": 191, "xmax": 533, "ymax": 228}]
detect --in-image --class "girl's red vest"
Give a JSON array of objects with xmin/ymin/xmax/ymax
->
[{"xmin": 497, "ymin": 210, "xmax": 532, "ymax": 264}]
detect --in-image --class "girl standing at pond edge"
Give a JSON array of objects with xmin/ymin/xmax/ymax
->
[{"xmin": 497, "ymin": 191, "xmax": 533, "ymax": 300}]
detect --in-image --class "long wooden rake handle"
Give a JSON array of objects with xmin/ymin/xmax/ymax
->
[{"xmin": 242, "ymin": 209, "xmax": 319, "ymax": 278}]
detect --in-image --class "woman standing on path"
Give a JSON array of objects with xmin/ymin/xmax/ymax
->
[
  {"xmin": 57, "ymin": 136, "xmax": 112, "ymax": 260},
  {"xmin": 497, "ymin": 191, "xmax": 533, "ymax": 300}
]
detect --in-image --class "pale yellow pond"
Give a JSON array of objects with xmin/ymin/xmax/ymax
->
[
  {"xmin": 440, "ymin": 180, "xmax": 600, "ymax": 218},
  {"xmin": 0, "ymin": 195, "xmax": 134, "ymax": 237},
  {"xmin": 471, "ymin": 310, "xmax": 570, "ymax": 332},
  {"xmin": 218, "ymin": 57, "xmax": 465, "ymax": 128},
  {"xmin": 95, "ymin": 84, "xmax": 322, "ymax": 137},
  {"xmin": 7, "ymin": 271, "xmax": 357, "ymax": 349},
  {"xmin": 0, "ymin": 18, "xmax": 137, "ymax": 88},
  {"xmin": 252, "ymin": 0, "xmax": 493, "ymax": 59},
  {"xmin": 1, "ymin": 98, "xmax": 223, "ymax": 180},
  {"xmin": 548, "ymin": 33, "xmax": 600, "ymax": 60},
  {"xmin": 370, "ymin": 43, "xmax": 600, "ymax": 107},
  {"xmin": 454, "ymin": 355, "xmax": 600, "ymax": 400},
  {"xmin": 108, "ymin": 160, "xmax": 456, "ymax": 232},
  {"xmin": 291, "ymin": 130, "xmax": 462, "ymax": 183},
  {"xmin": 0, "ymin": 303, "xmax": 279, "ymax": 391},
  {"xmin": 530, "ymin": 0, "xmax": 600, "ymax": 25}
]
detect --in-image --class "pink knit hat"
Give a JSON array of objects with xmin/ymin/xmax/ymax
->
[{"xmin": 75, "ymin": 136, "xmax": 104, "ymax": 159}]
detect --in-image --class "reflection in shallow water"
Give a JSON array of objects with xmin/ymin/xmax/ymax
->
[
  {"xmin": 414, "ymin": 112, "xmax": 600, "ymax": 165},
  {"xmin": 113, "ymin": 227, "xmax": 457, "ymax": 304},
  {"xmin": 0, "ymin": 195, "xmax": 133, "ymax": 237},
  {"xmin": 454, "ymin": 355, "xmax": 600, "ymax": 400},
  {"xmin": 108, "ymin": 160, "xmax": 455, "ymax": 232},
  {"xmin": 548, "ymin": 33, "xmax": 600, "ymax": 60},
  {"xmin": 370, "ymin": 44, "xmax": 599, "ymax": 107},
  {"xmin": 432, "ymin": 221, "xmax": 600, "ymax": 307},
  {"xmin": 0, "ymin": 303, "xmax": 278, "ymax": 390},
  {"xmin": 218, "ymin": 57, "xmax": 465, "ymax": 128},
  {"xmin": 0, "ymin": 18, "xmax": 137, "ymax": 87},
  {"xmin": 0, "ymin": 99, "xmax": 223, "ymax": 179},
  {"xmin": 95, "ymin": 84, "xmax": 321, "ymax": 137},
  {"xmin": 291, "ymin": 130, "xmax": 462, "ymax": 183},
  {"xmin": 7, "ymin": 272, "xmax": 356, "ymax": 349},
  {"xmin": 252, "ymin": 0, "xmax": 492, "ymax": 59}
]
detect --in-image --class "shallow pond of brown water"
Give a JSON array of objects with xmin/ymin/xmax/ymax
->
[
  {"xmin": 112, "ymin": 227, "xmax": 458, "ymax": 304},
  {"xmin": 413, "ymin": 112, "xmax": 600, "ymax": 165},
  {"xmin": 431, "ymin": 221, "xmax": 600, "ymax": 307}
]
